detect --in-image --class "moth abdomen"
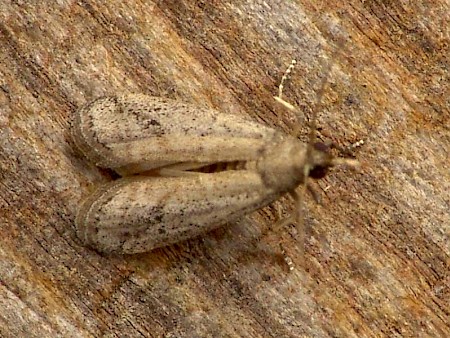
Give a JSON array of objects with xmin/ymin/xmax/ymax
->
[{"xmin": 189, "ymin": 161, "xmax": 248, "ymax": 173}]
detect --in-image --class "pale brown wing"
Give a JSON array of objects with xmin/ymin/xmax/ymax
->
[
  {"xmin": 71, "ymin": 94, "xmax": 281, "ymax": 174},
  {"xmin": 76, "ymin": 170, "xmax": 282, "ymax": 254}
]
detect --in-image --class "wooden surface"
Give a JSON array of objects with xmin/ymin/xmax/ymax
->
[{"xmin": 1, "ymin": 1, "xmax": 448, "ymax": 337}]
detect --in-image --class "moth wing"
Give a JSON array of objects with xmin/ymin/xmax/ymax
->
[
  {"xmin": 76, "ymin": 171, "xmax": 281, "ymax": 254},
  {"xmin": 72, "ymin": 94, "xmax": 280, "ymax": 174}
]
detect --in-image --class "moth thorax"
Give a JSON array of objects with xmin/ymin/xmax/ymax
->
[{"xmin": 257, "ymin": 139, "xmax": 309, "ymax": 193}]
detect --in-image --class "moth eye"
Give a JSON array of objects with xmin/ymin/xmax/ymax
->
[
  {"xmin": 309, "ymin": 142, "xmax": 331, "ymax": 179},
  {"xmin": 313, "ymin": 141, "xmax": 329, "ymax": 153},
  {"xmin": 309, "ymin": 166, "xmax": 328, "ymax": 179}
]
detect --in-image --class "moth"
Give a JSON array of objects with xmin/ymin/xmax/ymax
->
[{"xmin": 72, "ymin": 63, "xmax": 358, "ymax": 255}]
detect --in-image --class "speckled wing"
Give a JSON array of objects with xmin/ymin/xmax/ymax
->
[
  {"xmin": 71, "ymin": 94, "xmax": 280, "ymax": 175},
  {"xmin": 76, "ymin": 171, "xmax": 282, "ymax": 254}
]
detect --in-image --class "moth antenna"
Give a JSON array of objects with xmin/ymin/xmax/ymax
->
[
  {"xmin": 309, "ymin": 36, "xmax": 349, "ymax": 145},
  {"xmin": 280, "ymin": 243, "xmax": 295, "ymax": 271},
  {"xmin": 272, "ymin": 43, "xmax": 348, "ymax": 269},
  {"xmin": 274, "ymin": 59, "xmax": 303, "ymax": 137},
  {"xmin": 307, "ymin": 52, "xmax": 335, "ymax": 153},
  {"xmin": 274, "ymin": 59, "xmax": 301, "ymax": 121},
  {"xmin": 342, "ymin": 139, "xmax": 365, "ymax": 157},
  {"xmin": 277, "ymin": 59, "xmax": 297, "ymax": 100}
]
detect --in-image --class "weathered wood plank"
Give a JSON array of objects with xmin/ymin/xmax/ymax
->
[{"xmin": 1, "ymin": 1, "xmax": 448, "ymax": 337}]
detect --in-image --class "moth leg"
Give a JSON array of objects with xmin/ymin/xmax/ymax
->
[
  {"xmin": 267, "ymin": 186, "xmax": 307, "ymax": 270},
  {"xmin": 290, "ymin": 188, "xmax": 306, "ymax": 267},
  {"xmin": 307, "ymin": 183, "xmax": 322, "ymax": 204},
  {"xmin": 268, "ymin": 202, "xmax": 295, "ymax": 235}
]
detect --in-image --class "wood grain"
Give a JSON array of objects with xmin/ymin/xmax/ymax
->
[{"xmin": 1, "ymin": 1, "xmax": 448, "ymax": 337}]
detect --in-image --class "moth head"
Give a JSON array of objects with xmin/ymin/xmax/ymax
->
[
  {"xmin": 306, "ymin": 141, "xmax": 359, "ymax": 180},
  {"xmin": 307, "ymin": 142, "xmax": 333, "ymax": 179},
  {"xmin": 274, "ymin": 54, "xmax": 359, "ymax": 184}
]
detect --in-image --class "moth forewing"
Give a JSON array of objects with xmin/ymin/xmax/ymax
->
[
  {"xmin": 71, "ymin": 95, "xmax": 279, "ymax": 175},
  {"xmin": 76, "ymin": 169, "xmax": 293, "ymax": 254}
]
